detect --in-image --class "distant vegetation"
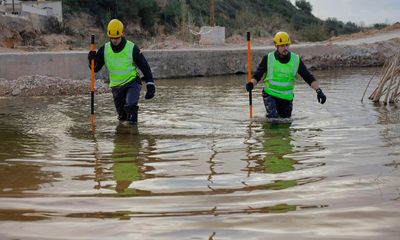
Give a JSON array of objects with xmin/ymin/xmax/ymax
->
[{"xmin": 61, "ymin": 0, "xmax": 388, "ymax": 42}]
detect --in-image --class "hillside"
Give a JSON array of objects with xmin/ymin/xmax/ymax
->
[
  {"xmin": 0, "ymin": 0, "xmax": 383, "ymax": 51},
  {"xmin": 62, "ymin": 0, "xmax": 360, "ymax": 42}
]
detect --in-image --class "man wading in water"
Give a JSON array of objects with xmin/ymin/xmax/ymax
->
[
  {"xmin": 246, "ymin": 31, "xmax": 326, "ymax": 120},
  {"xmin": 88, "ymin": 19, "xmax": 155, "ymax": 125}
]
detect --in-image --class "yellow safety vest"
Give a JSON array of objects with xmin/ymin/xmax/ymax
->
[
  {"xmin": 104, "ymin": 40, "xmax": 138, "ymax": 88},
  {"xmin": 263, "ymin": 52, "xmax": 300, "ymax": 100}
]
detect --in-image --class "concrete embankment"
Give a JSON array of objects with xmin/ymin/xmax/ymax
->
[
  {"xmin": 0, "ymin": 37, "xmax": 399, "ymax": 96},
  {"xmin": 0, "ymin": 38, "xmax": 399, "ymax": 81}
]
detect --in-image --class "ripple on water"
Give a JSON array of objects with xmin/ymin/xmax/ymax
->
[{"xmin": 0, "ymin": 70, "xmax": 399, "ymax": 239}]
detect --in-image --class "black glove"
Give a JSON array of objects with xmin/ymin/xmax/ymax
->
[
  {"xmin": 246, "ymin": 82, "xmax": 254, "ymax": 92},
  {"xmin": 88, "ymin": 50, "xmax": 96, "ymax": 62},
  {"xmin": 316, "ymin": 88, "xmax": 326, "ymax": 104},
  {"xmin": 145, "ymin": 84, "xmax": 155, "ymax": 99}
]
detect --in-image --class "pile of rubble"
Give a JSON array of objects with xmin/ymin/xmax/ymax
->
[{"xmin": 0, "ymin": 75, "xmax": 109, "ymax": 97}]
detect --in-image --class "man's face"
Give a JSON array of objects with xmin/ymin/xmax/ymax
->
[
  {"xmin": 110, "ymin": 37, "xmax": 122, "ymax": 46},
  {"xmin": 277, "ymin": 44, "xmax": 290, "ymax": 56}
]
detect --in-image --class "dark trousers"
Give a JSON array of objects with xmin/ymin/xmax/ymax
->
[
  {"xmin": 111, "ymin": 80, "xmax": 141, "ymax": 121},
  {"xmin": 262, "ymin": 91, "xmax": 293, "ymax": 118}
]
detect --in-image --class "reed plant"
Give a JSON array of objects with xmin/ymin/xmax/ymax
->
[{"xmin": 368, "ymin": 50, "xmax": 400, "ymax": 104}]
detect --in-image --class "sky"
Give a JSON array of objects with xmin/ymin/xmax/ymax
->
[{"xmin": 290, "ymin": 0, "xmax": 400, "ymax": 26}]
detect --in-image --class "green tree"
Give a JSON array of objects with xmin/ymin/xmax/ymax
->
[
  {"xmin": 323, "ymin": 18, "xmax": 361, "ymax": 37},
  {"xmin": 342, "ymin": 21, "xmax": 361, "ymax": 34},
  {"xmin": 160, "ymin": 0, "xmax": 181, "ymax": 27},
  {"xmin": 295, "ymin": 0, "xmax": 312, "ymax": 14},
  {"xmin": 373, "ymin": 23, "xmax": 389, "ymax": 29}
]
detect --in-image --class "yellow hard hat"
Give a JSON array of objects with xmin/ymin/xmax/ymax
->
[
  {"xmin": 273, "ymin": 31, "xmax": 291, "ymax": 46},
  {"xmin": 107, "ymin": 19, "xmax": 124, "ymax": 38}
]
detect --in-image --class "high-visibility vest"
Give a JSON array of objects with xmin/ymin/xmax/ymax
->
[
  {"xmin": 104, "ymin": 40, "xmax": 138, "ymax": 88},
  {"xmin": 263, "ymin": 52, "xmax": 300, "ymax": 100}
]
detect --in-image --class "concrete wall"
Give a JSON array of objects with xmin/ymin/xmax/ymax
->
[
  {"xmin": 0, "ymin": 40, "xmax": 398, "ymax": 81},
  {"xmin": 0, "ymin": 48, "xmax": 268, "ymax": 81},
  {"xmin": 22, "ymin": 4, "xmax": 47, "ymax": 16},
  {"xmin": 0, "ymin": 51, "xmax": 88, "ymax": 80},
  {"xmin": 199, "ymin": 26, "xmax": 225, "ymax": 45}
]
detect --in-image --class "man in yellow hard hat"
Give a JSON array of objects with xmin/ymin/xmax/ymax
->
[
  {"xmin": 88, "ymin": 19, "xmax": 155, "ymax": 125},
  {"xmin": 246, "ymin": 31, "xmax": 326, "ymax": 119}
]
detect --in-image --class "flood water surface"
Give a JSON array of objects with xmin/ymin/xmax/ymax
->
[{"xmin": 0, "ymin": 68, "xmax": 399, "ymax": 239}]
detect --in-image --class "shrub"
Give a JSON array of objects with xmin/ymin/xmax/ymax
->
[
  {"xmin": 295, "ymin": 0, "xmax": 312, "ymax": 14},
  {"xmin": 299, "ymin": 23, "xmax": 329, "ymax": 41}
]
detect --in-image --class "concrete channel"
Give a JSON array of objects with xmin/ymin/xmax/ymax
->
[{"xmin": 0, "ymin": 37, "xmax": 399, "ymax": 81}]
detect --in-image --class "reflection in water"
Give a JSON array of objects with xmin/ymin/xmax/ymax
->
[
  {"xmin": 0, "ymin": 98, "xmax": 58, "ymax": 162},
  {"xmin": 0, "ymin": 163, "xmax": 60, "ymax": 196},
  {"xmin": 0, "ymin": 209, "xmax": 51, "ymax": 221},
  {"xmin": 112, "ymin": 124, "xmax": 141, "ymax": 195},
  {"xmin": 0, "ymin": 70, "xmax": 400, "ymax": 239},
  {"xmin": 248, "ymin": 123, "xmax": 299, "ymax": 191},
  {"xmin": 372, "ymin": 104, "xmax": 400, "ymax": 171},
  {"xmin": 64, "ymin": 203, "xmax": 300, "ymax": 219},
  {"xmin": 261, "ymin": 123, "xmax": 297, "ymax": 174},
  {"xmin": 207, "ymin": 139, "xmax": 217, "ymax": 185},
  {"xmin": 209, "ymin": 232, "xmax": 216, "ymax": 240},
  {"xmin": 265, "ymin": 179, "xmax": 297, "ymax": 190},
  {"xmin": 0, "ymin": 106, "xmax": 61, "ymax": 195},
  {"xmin": 102, "ymin": 124, "xmax": 154, "ymax": 196}
]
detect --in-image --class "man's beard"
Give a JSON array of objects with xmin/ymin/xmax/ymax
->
[{"xmin": 278, "ymin": 50, "xmax": 288, "ymax": 56}]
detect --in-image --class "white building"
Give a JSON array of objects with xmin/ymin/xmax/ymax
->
[
  {"xmin": 1, "ymin": 0, "xmax": 62, "ymax": 23},
  {"xmin": 22, "ymin": 1, "xmax": 62, "ymax": 22},
  {"xmin": 0, "ymin": 0, "xmax": 23, "ymax": 14}
]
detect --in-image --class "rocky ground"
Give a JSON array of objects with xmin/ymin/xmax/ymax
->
[{"xmin": 0, "ymin": 75, "xmax": 109, "ymax": 97}]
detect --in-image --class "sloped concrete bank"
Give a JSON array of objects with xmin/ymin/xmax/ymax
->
[{"xmin": 0, "ymin": 38, "xmax": 399, "ymax": 96}]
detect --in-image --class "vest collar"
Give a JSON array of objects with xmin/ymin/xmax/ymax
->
[
  {"xmin": 110, "ymin": 37, "xmax": 127, "ymax": 53},
  {"xmin": 274, "ymin": 50, "xmax": 291, "ymax": 64}
]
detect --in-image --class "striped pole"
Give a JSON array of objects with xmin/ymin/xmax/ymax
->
[
  {"xmin": 90, "ymin": 34, "xmax": 95, "ymax": 131},
  {"xmin": 247, "ymin": 32, "xmax": 253, "ymax": 121}
]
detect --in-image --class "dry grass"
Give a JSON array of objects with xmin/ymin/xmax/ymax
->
[
  {"xmin": 368, "ymin": 50, "xmax": 400, "ymax": 104},
  {"xmin": 330, "ymin": 23, "xmax": 400, "ymax": 42}
]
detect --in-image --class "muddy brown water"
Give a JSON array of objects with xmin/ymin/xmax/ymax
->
[{"xmin": 0, "ymin": 68, "xmax": 399, "ymax": 240}]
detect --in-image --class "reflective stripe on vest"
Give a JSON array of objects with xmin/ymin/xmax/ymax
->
[
  {"xmin": 104, "ymin": 40, "xmax": 138, "ymax": 88},
  {"xmin": 263, "ymin": 52, "xmax": 300, "ymax": 101}
]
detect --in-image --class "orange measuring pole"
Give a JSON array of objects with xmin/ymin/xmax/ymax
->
[
  {"xmin": 90, "ymin": 34, "xmax": 95, "ymax": 130},
  {"xmin": 247, "ymin": 32, "xmax": 253, "ymax": 120}
]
